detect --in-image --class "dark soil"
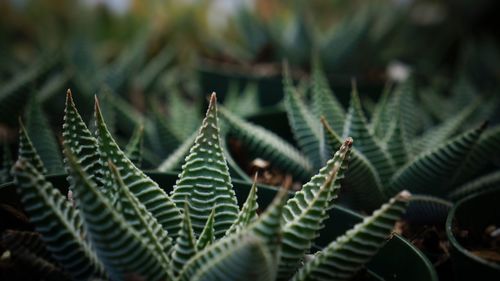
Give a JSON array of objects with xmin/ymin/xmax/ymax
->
[
  {"xmin": 453, "ymin": 223, "xmax": 500, "ymax": 265},
  {"xmin": 395, "ymin": 220, "xmax": 453, "ymax": 281}
]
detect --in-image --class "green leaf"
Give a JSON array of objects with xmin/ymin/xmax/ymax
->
[
  {"xmin": 284, "ymin": 63, "xmax": 324, "ymax": 168},
  {"xmin": 385, "ymin": 116, "xmax": 409, "ymax": 168},
  {"xmin": 62, "ymin": 90, "xmax": 104, "ymax": 190},
  {"xmin": 323, "ymin": 118, "xmax": 386, "ymax": 210},
  {"xmin": 451, "ymin": 125, "xmax": 500, "ymax": 184},
  {"xmin": 151, "ymin": 107, "xmax": 182, "ymax": 157},
  {"xmin": 178, "ymin": 234, "xmax": 274, "ymax": 281},
  {"xmin": 219, "ymin": 105, "xmax": 313, "ymax": 181},
  {"xmin": 343, "ymin": 84, "xmax": 395, "ymax": 184},
  {"xmin": 389, "ymin": 124, "xmax": 486, "ymax": 197},
  {"xmin": 134, "ymin": 45, "xmax": 174, "ymax": 92},
  {"xmin": 25, "ymin": 96, "xmax": 63, "ymax": 174},
  {"xmin": 396, "ymin": 79, "xmax": 421, "ymax": 144},
  {"xmin": 108, "ymin": 162, "xmax": 173, "ymax": 261},
  {"xmin": 449, "ymin": 170, "xmax": 500, "ymax": 201},
  {"xmin": 196, "ymin": 209, "xmax": 216, "ymax": 251},
  {"xmin": 370, "ymin": 82, "xmax": 395, "ymax": 141},
  {"xmin": 157, "ymin": 131, "xmax": 197, "ymax": 172},
  {"xmin": 278, "ymin": 138, "xmax": 352, "ymax": 280},
  {"xmin": 225, "ymin": 178, "xmax": 259, "ymax": 236},
  {"xmin": 64, "ymin": 150, "xmax": 172, "ymax": 281},
  {"xmin": 412, "ymin": 101, "xmax": 479, "ymax": 155},
  {"xmin": 292, "ymin": 191, "xmax": 410, "ymax": 281},
  {"xmin": 224, "ymin": 82, "xmax": 260, "ymax": 117},
  {"xmin": 167, "ymin": 90, "xmax": 201, "ymax": 140},
  {"xmin": 171, "ymin": 93, "xmax": 239, "ymax": 238},
  {"xmin": 18, "ymin": 121, "xmax": 47, "ymax": 174},
  {"xmin": 311, "ymin": 62, "xmax": 345, "ymax": 135},
  {"xmin": 95, "ymin": 97, "xmax": 183, "ymax": 238},
  {"xmin": 125, "ymin": 124, "xmax": 144, "ymax": 168},
  {"xmin": 170, "ymin": 206, "xmax": 197, "ymax": 277},
  {"xmin": 12, "ymin": 159, "xmax": 105, "ymax": 281}
]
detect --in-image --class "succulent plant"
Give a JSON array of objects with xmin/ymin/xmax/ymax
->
[
  {"xmin": 7, "ymin": 91, "xmax": 410, "ymax": 280},
  {"xmin": 220, "ymin": 63, "xmax": 500, "ymax": 216}
]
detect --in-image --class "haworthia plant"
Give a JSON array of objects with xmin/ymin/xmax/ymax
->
[
  {"xmin": 11, "ymin": 91, "xmax": 410, "ymax": 281},
  {"xmin": 171, "ymin": 93, "xmax": 239, "ymax": 238}
]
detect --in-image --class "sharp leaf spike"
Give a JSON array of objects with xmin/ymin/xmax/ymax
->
[
  {"xmin": 94, "ymin": 96, "xmax": 183, "ymax": 238},
  {"xmin": 278, "ymin": 138, "xmax": 352, "ymax": 280},
  {"xmin": 64, "ymin": 149, "xmax": 172, "ymax": 281},
  {"xmin": 196, "ymin": 208, "xmax": 216, "ymax": 251},
  {"xmin": 225, "ymin": 175, "xmax": 260, "ymax": 235},
  {"xmin": 284, "ymin": 63, "xmax": 324, "ymax": 169},
  {"xmin": 18, "ymin": 120, "xmax": 47, "ymax": 174},
  {"xmin": 170, "ymin": 205, "xmax": 197, "ymax": 277},
  {"xmin": 171, "ymin": 93, "xmax": 239, "ymax": 238},
  {"xmin": 125, "ymin": 124, "xmax": 145, "ymax": 167},
  {"xmin": 63, "ymin": 90, "xmax": 104, "ymax": 191},
  {"xmin": 343, "ymin": 85, "xmax": 395, "ymax": 184},
  {"xmin": 292, "ymin": 191, "xmax": 411, "ymax": 281}
]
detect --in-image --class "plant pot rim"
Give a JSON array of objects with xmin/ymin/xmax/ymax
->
[{"xmin": 445, "ymin": 188, "xmax": 500, "ymax": 271}]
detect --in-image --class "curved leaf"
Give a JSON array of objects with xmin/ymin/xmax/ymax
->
[
  {"xmin": 157, "ymin": 131, "xmax": 197, "ymax": 172},
  {"xmin": 219, "ymin": 106, "xmax": 313, "ymax": 181},
  {"xmin": 18, "ymin": 121, "xmax": 47, "ymax": 174},
  {"xmin": 278, "ymin": 138, "xmax": 352, "ymax": 280},
  {"xmin": 12, "ymin": 159, "xmax": 105, "ymax": 281},
  {"xmin": 225, "ymin": 178, "xmax": 259, "ymax": 235},
  {"xmin": 292, "ymin": 191, "xmax": 410, "ymax": 281},
  {"xmin": 284, "ymin": 64, "xmax": 324, "ymax": 168},
  {"xmin": 125, "ymin": 124, "xmax": 144, "ymax": 168},
  {"xmin": 170, "ymin": 206, "xmax": 197, "ymax": 277},
  {"xmin": 65, "ymin": 150, "xmax": 172, "ymax": 281},
  {"xmin": 197, "ymin": 209, "xmax": 216, "ymax": 251},
  {"xmin": 95, "ymin": 96, "xmax": 183, "ymax": 238},
  {"xmin": 343, "ymin": 85, "xmax": 394, "ymax": 184},
  {"xmin": 449, "ymin": 170, "xmax": 500, "ymax": 201},
  {"xmin": 389, "ymin": 124, "xmax": 486, "ymax": 197}
]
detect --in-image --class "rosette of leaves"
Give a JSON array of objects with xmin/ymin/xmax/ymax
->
[
  {"xmin": 273, "ymin": 63, "xmax": 500, "ymax": 217},
  {"xmin": 8, "ymin": 91, "xmax": 410, "ymax": 280}
]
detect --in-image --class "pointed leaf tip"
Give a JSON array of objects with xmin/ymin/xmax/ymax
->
[{"xmin": 398, "ymin": 190, "xmax": 411, "ymax": 201}]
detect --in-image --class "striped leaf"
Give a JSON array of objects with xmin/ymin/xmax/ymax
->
[
  {"xmin": 170, "ymin": 206, "xmax": 197, "ymax": 277},
  {"xmin": 18, "ymin": 121, "xmax": 47, "ymax": 174},
  {"xmin": 197, "ymin": 209, "xmax": 216, "ymax": 251},
  {"xmin": 451, "ymin": 125, "xmax": 500, "ymax": 185},
  {"xmin": 370, "ymin": 82, "xmax": 395, "ymax": 141},
  {"xmin": 12, "ymin": 159, "xmax": 105, "ymax": 281},
  {"xmin": 25, "ymin": 96, "xmax": 63, "ymax": 173},
  {"xmin": 125, "ymin": 124, "xmax": 144, "ymax": 168},
  {"xmin": 323, "ymin": 118, "xmax": 386, "ymax": 210},
  {"xmin": 219, "ymin": 106, "xmax": 313, "ymax": 181},
  {"xmin": 343, "ymin": 85, "xmax": 394, "ymax": 184},
  {"xmin": 224, "ymin": 82, "xmax": 260, "ymax": 117},
  {"xmin": 178, "ymin": 234, "xmax": 274, "ymax": 281},
  {"xmin": 292, "ymin": 191, "xmax": 410, "ymax": 281},
  {"xmin": 108, "ymin": 162, "xmax": 173, "ymax": 260},
  {"xmin": 64, "ymin": 150, "xmax": 172, "ymax": 281},
  {"xmin": 171, "ymin": 93, "xmax": 239, "ymax": 238},
  {"xmin": 63, "ymin": 90, "xmax": 104, "ymax": 190},
  {"xmin": 157, "ymin": 131, "xmax": 197, "ymax": 172},
  {"xmin": 278, "ymin": 138, "xmax": 352, "ymax": 280},
  {"xmin": 449, "ymin": 170, "xmax": 500, "ymax": 201},
  {"xmin": 311, "ymin": 62, "xmax": 345, "ymax": 135},
  {"xmin": 412, "ymin": 101, "xmax": 478, "ymax": 155},
  {"xmin": 389, "ymin": 124, "xmax": 486, "ymax": 197},
  {"xmin": 404, "ymin": 195, "xmax": 452, "ymax": 225},
  {"xmin": 225, "ymin": 178, "xmax": 259, "ymax": 235},
  {"xmin": 95, "ymin": 96, "xmax": 183, "ymax": 238},
  {"xmin": 151, "ymin": 107, "xmax": 182, "ymax": 157},
  {"xmin": 284, "ymin": 64, "xmax": 324, "ymax": 168},
  {"xmin": 385, "ymin": 116, "xmax": 409, "ymax": 168}
]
